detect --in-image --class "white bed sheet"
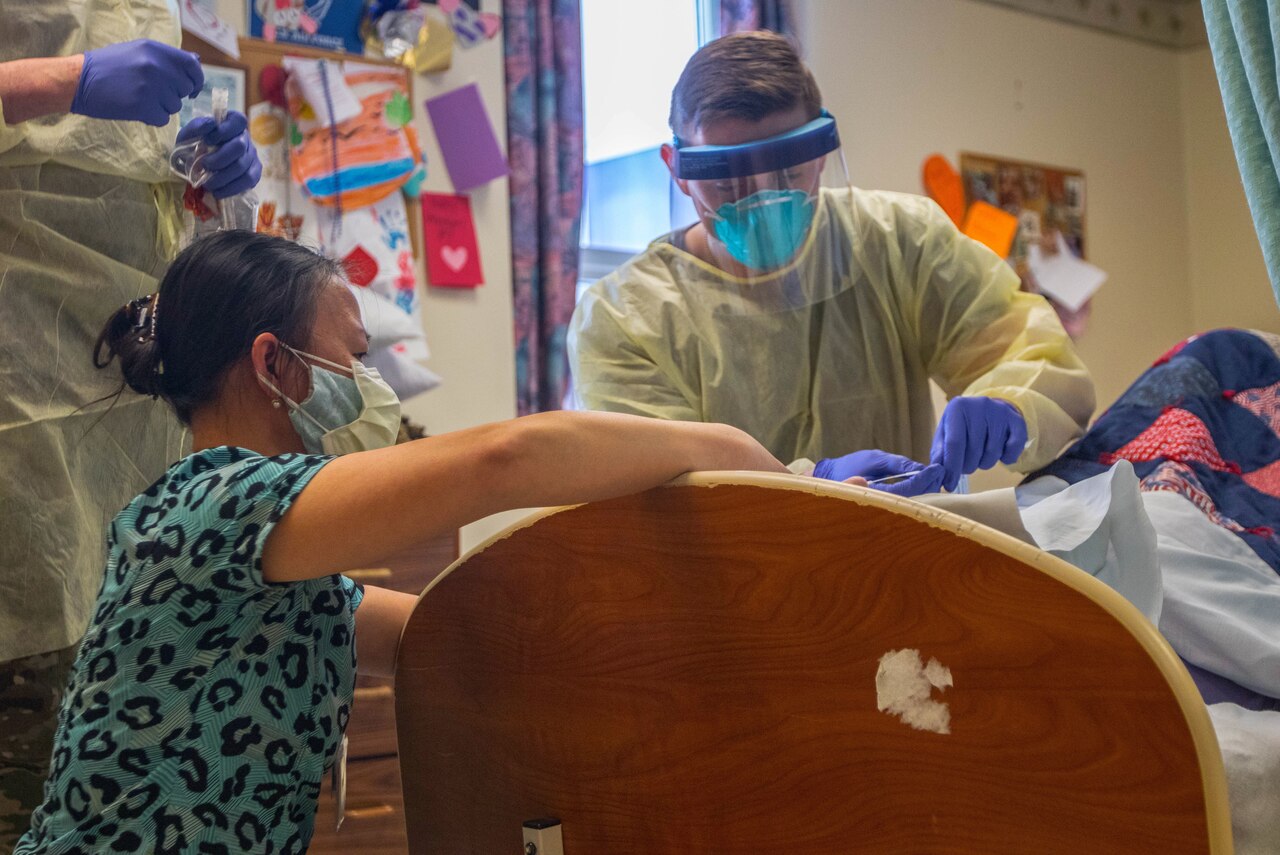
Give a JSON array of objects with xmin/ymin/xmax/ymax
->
[
  {"xmin": 1209, "ymin": 703, "xmax": 1280, "ymax": 852},
  {"xmin": 1141, "ymin": 491, "xmax": 1280, "ymax": 700}
]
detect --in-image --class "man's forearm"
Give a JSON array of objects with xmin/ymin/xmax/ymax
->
[{"xmin": 0, "ymin": 55, "xmax": 83, "ymax": 125}]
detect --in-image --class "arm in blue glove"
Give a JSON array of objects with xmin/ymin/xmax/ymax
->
[
  {"xmin": 929, "ymin": 396, "xmax": 1027, "ymax": 492},
  {"xmin": 813, "ymin": 449, "xmax": 946, "ymax": 498},
  {"xmin": 70, "ymin": 39, "xmax": 204, "ymax": 126},
  {"xmin": 176, "ymin": 112, "xmax": 263, "ymax": 199}
]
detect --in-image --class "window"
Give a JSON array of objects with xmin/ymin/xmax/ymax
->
[{"xmin": 578, "ymin": 0, "xmax": 718, "ymax": 290}]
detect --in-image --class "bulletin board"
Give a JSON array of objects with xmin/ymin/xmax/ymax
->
[
  {"xmin": 180, "ymin": 29, "xmax": 445, "ymax": 404},
  {"xmin": 959, "ymin": 153, "xmax": 1091, "ymax": 336},
  {"xmin": 182, "ymin": 31, "xmax": 412, "ymax": 108},
  {"xmin": 180, "ymin": 31, "xmax": 423, "ymax": 257},
  {"xmin": 959, "ymin": 153, "xmax": 1087, "ymax": 264},
  {"xmin": 235, "ymin": 37, "xmax": 412, "ymax": 106}
]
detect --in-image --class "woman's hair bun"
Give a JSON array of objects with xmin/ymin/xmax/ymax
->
[{"xmin": 93, "ymin": 294, "xmax": 163, "ymax": 398}]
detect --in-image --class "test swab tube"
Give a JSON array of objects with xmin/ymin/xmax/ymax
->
[{"xmin": 210, "ymin": 87, "xmax": 236, "ymax": 232}]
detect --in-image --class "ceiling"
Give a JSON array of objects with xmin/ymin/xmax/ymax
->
[{"xmin": 970, "ymin": 0, "xmax": 1208, "ymax": 48}]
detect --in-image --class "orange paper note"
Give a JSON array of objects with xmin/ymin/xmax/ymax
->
[
  {"xmin": 962, "ymin": 201, "xmax": 1019, "ymax": 258},
  {"xmin": 922, "ymin": 154, "xmax": 966, "ymax": 227}
]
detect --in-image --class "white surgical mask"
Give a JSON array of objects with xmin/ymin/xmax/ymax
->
[{"xmin": 260, "ymin": 344, "xmax": 402, "ymax": 455}]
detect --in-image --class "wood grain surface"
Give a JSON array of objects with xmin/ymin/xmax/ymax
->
[
  {"xmin": 310, "ymin": 754, "xmax": 407, "ymax": 854},
  {"xmin": 310, "ymin": 531, "xmax": 459, "ymax": 854},
  {"xmin": 395, "ymin": 479, "xmax": 1226, "ymax": 854}
]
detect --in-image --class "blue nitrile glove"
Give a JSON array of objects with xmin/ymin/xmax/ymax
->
[
  {"xmin": 71, "ymin": 40, "xmax": 204, "ymax": 127},
  {"xmin": 813, "ymin": 450, "xmax": 946, "ymax": 498},
  {"xmin": 177, "ymin": 112, "xmax": 263, "ymax": 199},
  {"xmin": 930, "ymin": 396, "xmax": 1028, "ymax": 492}
]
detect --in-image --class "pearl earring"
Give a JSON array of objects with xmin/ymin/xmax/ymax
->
[{"xmin": 272, "ymin": 399, "xmax": 282, "ymax": 409}]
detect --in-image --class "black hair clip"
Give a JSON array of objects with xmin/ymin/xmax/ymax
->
[{"xmin": 128, "ymin": 293, "xmax": 160, "ymax": 343}]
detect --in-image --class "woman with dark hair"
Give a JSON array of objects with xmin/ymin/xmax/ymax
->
[{"xmin": 16, "ymin": 230, "xmax": 787, "ymax": 854}]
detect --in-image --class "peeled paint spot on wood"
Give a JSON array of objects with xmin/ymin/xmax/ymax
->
[{"xmin": 875, "ymin": 648, "xmax": 953, "ymax": 735}]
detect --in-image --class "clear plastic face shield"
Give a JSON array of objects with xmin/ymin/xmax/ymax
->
[{"xmin": 669, "ymin": 110, "xmax": 849, "ymax": 279}]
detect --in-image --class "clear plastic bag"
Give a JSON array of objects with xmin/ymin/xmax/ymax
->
[
  {"xmin": 169, "ymin": 136, "xmax": 214, "ymax": 188},
  {"xmin": 207, "ymin": 193, "xmax": 259, "ymax": 233},
  {"xmin": 377, "ymin": 8, "xmax": 427, "ymax": 61},
  {"xmin": 170, "ymin": 88, "xmax": 226, "ymax": 188}
]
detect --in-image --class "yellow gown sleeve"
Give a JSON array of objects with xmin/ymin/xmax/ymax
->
[
  {"xmin": 900, "ymin": 196, "xmax": 1096, "ymax": 471},
  {"xmin": 568, "ymin": 281, "xmax": 702, "ymax": 422}
]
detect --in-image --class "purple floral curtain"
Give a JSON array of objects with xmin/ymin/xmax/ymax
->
[
  {"xmin": 504, "ymin": 0, "xmax": 584, "ymax": 415},
  {"xmin": 718, "ymin": 0, "xmax": 794, "ymax": 36}
]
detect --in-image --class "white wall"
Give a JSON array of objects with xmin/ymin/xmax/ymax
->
[
  {"xmin": 1178, "ymin": 47, "xmax": 1279, "ymax": 336},
  {"xmin": 214, "ymin": 0, "xmax": 518, "ymax": 550},
  {"xmin": 795, "ymin": 0, "xmax": 1200, "ymax": 413},
  {"xmin": 400, "ymin": 9, "xmax": 520, "ymax": 552},
  {"xmin": 395, "ymin": 31, "xmax": 515, "ymax": 438}
]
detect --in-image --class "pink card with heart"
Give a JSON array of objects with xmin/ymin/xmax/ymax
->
[{"xmin": 421, "ymin": 192, "xmax": 484, "ymax": 288}]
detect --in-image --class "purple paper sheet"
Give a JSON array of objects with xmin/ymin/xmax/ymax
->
[{"xmin": 425, "ymin": 83, "xmax": 509, "ymax": 192}]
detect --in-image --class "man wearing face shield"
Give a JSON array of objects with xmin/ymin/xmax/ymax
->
[{"xmin": 568, "ymin": 31, "xmax": 1095, "ymax": 496}]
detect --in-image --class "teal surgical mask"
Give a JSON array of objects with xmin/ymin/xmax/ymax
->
[
  {"xmin": 261, "ymin": 345, "xmax": 402, "ymax": 455},
  {"xmin": 711, "ymin": 188, "xmax": 816, "ymax": 270}
]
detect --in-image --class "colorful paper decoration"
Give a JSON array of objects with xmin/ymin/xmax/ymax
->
[
  {"xmin": 921, "ymin": 154, "xmax": 966, "ymax": 228},
  {"xmin": 1026, "ymin": 232, "xmax": 1107, "ymax": 313},
  {"xmin": 422, "ymin": 192, "xmax": 484, "ymax": 288},
  {"xmin": 957, "ymin": 151, "xmax": 1094, "ymax": 337},
  {"xmin": 180, "ymin": 0, "xmax": 241, "ymax": 59},
  {"xmin": 366, "ymin": 6, "xmax": 455, "ymax": 74},
  {"xmin": 438, "ymin": 0, "xmax": 500, "ymax": 47},
  {"xmin": 287, "ymin": 62, "xmax": 425, "ymax": 209},
  {"xmin": 316, "ymin": 193, "xmax": 427, "ymax": 356},
  {"xmin": 250, "ymin": 0, "xmax": 365, "ymax": 54},
  {"xmin": 424, "ymin": 83, "xmax": 508, "ymax": 192},
  {"xmin": 412, "ymin": 9, "xmax": 456, "ymax": 72},
  {"xmin": 249, "ymin": 101, "xmax": 314, "ymax": 242},
  {"xmin": 342, "ymin": 245, "xmax": 379, "ymax": 287},
  {"xmin": 282, "ymin": 57, "xmax": 360, "ymax": 126},
  {"xmin": 385, "ymin": 91, "xmax": 413, "ymax": 128},
  {"xmin": 961, "ymin": 201, "xmax": 1020, "ymax": 259}
]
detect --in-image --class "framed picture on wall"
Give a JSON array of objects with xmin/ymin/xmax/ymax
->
[{"xmin": 960, "ymin": 153, "xmax": 1091, "ymax": 337}]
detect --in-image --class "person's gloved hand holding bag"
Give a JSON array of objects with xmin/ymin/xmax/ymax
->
[
  {"xmin": 175, "ymin": 111, "xmax": 263, "ymax": 199},
  {"xmin": 70, "ymin": 39, "xmax": 204, "ymax": 126}
]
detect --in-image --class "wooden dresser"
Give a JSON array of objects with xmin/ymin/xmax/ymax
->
[{"xmin": 309, "ymin": 532, "xmax": 459, "ymax": 855}]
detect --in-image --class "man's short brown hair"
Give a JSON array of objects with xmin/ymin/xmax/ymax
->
[{"xmin": 669, "ymin": 31, "xmax": 822, "ymax": 142}]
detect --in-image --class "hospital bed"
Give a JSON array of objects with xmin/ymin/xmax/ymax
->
[{"xmin": 392, "ymin": 472, "xmax": 1233, "ymax": 853}]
